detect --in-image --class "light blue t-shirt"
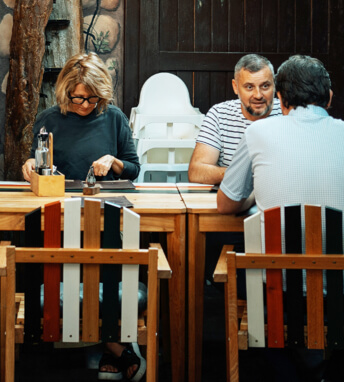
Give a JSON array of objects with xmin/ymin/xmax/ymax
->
[{"xmin": 220, "ymin": 105, "xmax": 344, "ymax": 215}]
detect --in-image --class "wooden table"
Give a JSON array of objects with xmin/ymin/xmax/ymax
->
[
  {"xmin": 0, "ymin": 182, "xmax": 186, "ymax": 382},
  {"xmin": 177, "ymin": 183, "xmax": 249, "ymax": 382}
]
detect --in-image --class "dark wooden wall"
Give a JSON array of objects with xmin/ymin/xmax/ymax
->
[{"xmin": 123, "ymin": 0, "xmax": 344, "ymax": 119}]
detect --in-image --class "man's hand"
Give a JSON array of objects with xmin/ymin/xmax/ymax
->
[{"xmin": 22, "ymin": 159, "xmax": 35, "ymax": 182}]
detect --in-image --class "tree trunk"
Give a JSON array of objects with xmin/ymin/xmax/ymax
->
[{"xmin": 4, "ymin": 0, "xmax": 53, "ymax": 180}]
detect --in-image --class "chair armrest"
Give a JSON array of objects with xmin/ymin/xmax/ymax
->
[
  {"xmin": 149, "ymin": 243, "xmax": 172, "ymax": 279},
  {"xmin": 213, "ymin": 245, "xmax": 235, "ymax": 283}
]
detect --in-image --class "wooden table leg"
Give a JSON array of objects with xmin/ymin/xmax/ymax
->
[
  {"xmin": 188, "ymin": 214, "xmax": 206, "ymax": 382},
  {"xmin": 167, "ymin": 214, "xmax": 186, "ymax": 382}
]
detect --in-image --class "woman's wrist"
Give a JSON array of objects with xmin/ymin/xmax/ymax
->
[{"xmin": 111, "ymin": 156, "xmax": 124, "ymax": 175}]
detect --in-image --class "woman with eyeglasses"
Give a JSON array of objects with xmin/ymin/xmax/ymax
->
[
  {"xmin": 21, "ymin": 53, "xmax": 145, "ymax": 380},
  {"xmin": 22, "ymin": 52, "xmax": 140, "ymax": 183}
]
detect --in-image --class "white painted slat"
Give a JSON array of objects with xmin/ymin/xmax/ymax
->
[
  {"xmin": 121, "ymin": 207, "xmax": 140, "ymax": 342},
  {"xmin": 244, "ymin": 211, "xmax": 265, "ymax": 347},
  {"xmin": 62, "ymin": 198, "xmax": 81, "ymax": 342}
]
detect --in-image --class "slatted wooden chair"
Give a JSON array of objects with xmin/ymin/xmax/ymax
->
[
  {"xmin": 3, "ymin": 198, "xmax": 171, "ymax": 382},
  {"xmin": 214, "ymin": 204, "xmax": 344, "ymax": 382},
  {"xmin": 0, "ymin": 246, "xmax": 15, "ymax": 382}
]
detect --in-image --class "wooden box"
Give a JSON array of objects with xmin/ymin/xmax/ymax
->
[{"xmin": 30, "ymin": 171, "xmax": 65, "ymax": 197}]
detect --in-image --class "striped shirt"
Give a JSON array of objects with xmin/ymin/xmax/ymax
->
[{"xmin": 196, "ymin": 98, "xmax": 282, "ymax": 167}]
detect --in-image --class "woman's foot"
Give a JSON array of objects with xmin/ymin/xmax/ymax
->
[
  {"xmin": 98, "ymin": 352, "xmax": 123, "ymax": 381},
  {"xmin": 99, "ymin": 342, "xmax": 146, "ymax": 381},
  {"xmin": 117, "ymin": 343, "xmax": 146, "ymax": 381}
]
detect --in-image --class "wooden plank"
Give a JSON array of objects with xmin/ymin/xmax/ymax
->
[
  {"xmin": 139, "ymin": 0, "xmax": 159, "ymax": 84},
  {"xmin": 295, "ymin": 0, "xmax": 312, "ymax": 54},
  {"xmin": 5, "ymin": 246, "xmax": 16, "ymax": 382},
  {"xmin": 82, "ymin": 199, "xmax": 101, "ymax": 342},
  {"xmin": 229, "ymin": 0, "xmax": 245, "ymax": 51},
  {"xmin": 325, "ymin": 207, "xmax": 344, "ymax": 349},
  {"xmin": 159, "ymin": 0, "xmax": 178, "ymax": 51},
  {"xmin": 226, "ymin": 251, "xmax": 239, "ymax": 382},
  {"xmin": 24, "ymin": 207, "xmax": 42, "ymax": 342},
  {"xmin": 194, "ymin": 0, "xmax": 211, "ymax": 52},
  {"xmin": 101, "ymin": 202, "xmax": 121, "ymax": 343},
  {"xmin": 16, "ymin": 248, "xmax": 150, "ymax": 264},
  {"xmin": 265, "ymin": 207, "xmax": 284, "ymax": 348},
  {"xmin": 236, "ymin": 254, "xmax": 344, "ymax": 270},
  {"xmin": 121, "ymin": 207, "xmax": 140, "ymax": 342},
  {"xmin": 150, "ymin": 242, "xmax": 172, "ymax": 279},
  {"xmin": 285, "ymin": 205, "xmax": 304, "ymax": 347},
  {"xmin": 278, "ymin": 0, "xmax": 295, "ymax": 52},
  {"xmin": 312, "ymin": 1, "xmax": 329, "ymax": 54},
  {"xmin": 212, "ymin": 0, "xmax": 228, "ymax": 52},
  {"xmin": 213, "ymin": 245, "xmax": 234, "ymax": 283},
  {"xmin": 158, "ymin": 52, "xmax": 327, "ymax": 72},
  {"xmin": 305, "ymin": 205, "xmax": 324, "ymax": 349},
  {"xmin": 261, "ymin": 0, "xmax": 278, "ymax": 52},
  {"xmin": 245, "ymin": 0, "xmax": 262, "ymax": 51},
  {"xmin": 146, "ymin": 247, "xmax": 159, "ymax": 382},
  {"xmin": 0, "ymin": 251, "xmax": 5, "ymax": 382},
  {"xmin": 210, "ymin": 72, "xmax": 227, "ymax": 107},
  {"xmin": 244, "ymin": 212, "xmax": 265, "ymax": 348},
  {"xmin": 43, "ymin": 201, "xmax": 61, "ymax": 342},
  {"xmin": 178, "ymin": 0, "xmax": 194, "ymax": 51},
  {"xmin": 123, "ymin": 0, "xmax": 140, "ymax": 116},
  {"xmin": 194, "ymin": 71, "xmax": 210, "ymax": 117},
  {"xmin": 62, "ymin": 198, "xmax": 81, "ymax": 343}
]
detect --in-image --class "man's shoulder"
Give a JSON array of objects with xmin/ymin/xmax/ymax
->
[{"xmin": 207, "ymin": 99, "xmax": 243, "ymax": 120}]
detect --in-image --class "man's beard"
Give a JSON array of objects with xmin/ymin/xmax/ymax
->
[{"xmin": 242, "ymin": 100, "xmax": 273, "ymax": 117}]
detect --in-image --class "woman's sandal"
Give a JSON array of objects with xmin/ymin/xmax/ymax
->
[
  {"xmin": 98, "ymin": 352, "xmax": 123, "ymax": 381},
  {"xmin": 117, "ymin": 343, "xmax": 146, "ymax": 382}
]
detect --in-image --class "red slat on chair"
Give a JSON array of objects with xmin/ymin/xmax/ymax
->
[
  {"xmin": 43, "ymin": 201, "xmax": 61, "ymax": 342},
  {"xmin": 82, "ymin": 199, "xmax": 101, "ymax": 342},
  {"xmin": 305, "ymin": 205, "xmax": 324, "ymax": 349},
  {"xmin": 265, "ymin": 207, "xmax": 284, "ymax": 348}
]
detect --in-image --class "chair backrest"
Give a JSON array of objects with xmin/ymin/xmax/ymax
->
[
  {"xmin": 137, "ymin": 73, "xmax": 195, "ymax": 115},
  {"xmin": 130, "ymin": 73, "xmax": 204, "ymax": 143},
  {"xmin": 3, "ymin": 198, "xmax": 171, "ymax": 382},
  {"xmin": 214, "ymin": 204, "xmax": 344, "ymax": 382}
]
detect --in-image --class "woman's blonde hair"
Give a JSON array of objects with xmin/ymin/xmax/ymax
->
[{"xmin": 56, "ymin": 52, "xmax": 113, "ymax": 115}]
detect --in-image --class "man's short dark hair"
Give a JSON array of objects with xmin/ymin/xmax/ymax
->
[
  {"xmin": 234, "ymin": 54, "xmax": 274, "ymax": 78},
  {"xmin": 275, "ymin": 55, "xmax": 331, "ymax": 109}
]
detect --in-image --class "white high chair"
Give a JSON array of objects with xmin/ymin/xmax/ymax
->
[{"xmin": 129, "ymin": 73, "xmax": 204, "ymax": 182}]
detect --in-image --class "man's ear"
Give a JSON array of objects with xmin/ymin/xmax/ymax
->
[
  {"xmin": 326, "ymin": 89, "xmax": 333, "ymax": 109},
  {"xmin": 277, "ymin": 91, "xmax": 291, "ymax": 116},
  {"xmin": 232, "ymin": 78, "xmax": 238, "ymax": 95}
]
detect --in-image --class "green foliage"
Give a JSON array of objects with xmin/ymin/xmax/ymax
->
[{"xmin": 92, "ymin": 30, "xmax": 112, "ymax": 54}]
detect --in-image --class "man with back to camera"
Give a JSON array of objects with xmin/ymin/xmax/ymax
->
[
  {"xmin": 188, "ymin": 53, "xmax": 282, "ymax": 186},
  {"xmin": 217, "ymin": 55, "xmax": 344, "ymax": 381}
]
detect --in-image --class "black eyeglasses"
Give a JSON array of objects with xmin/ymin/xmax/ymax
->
[{"xmin": 68, "ymin": 95, "xmax": 100, "ymax": 104}]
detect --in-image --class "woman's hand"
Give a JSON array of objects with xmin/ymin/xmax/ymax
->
[
  {"xmin": 92, "ymin": 155, "xmax": 124, "ymax": 177},
  {"xmin": 22, "ymin": 159, "xmax": 35, "ymax": 182}
]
